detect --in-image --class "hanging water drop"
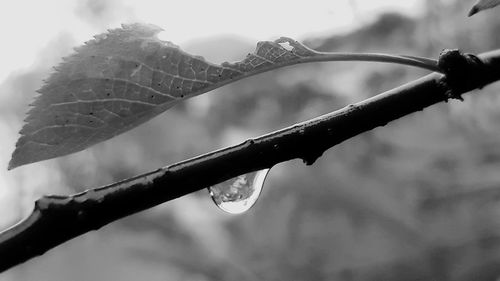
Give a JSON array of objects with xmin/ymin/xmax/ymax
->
[{"xmin": 208, "ymin": 169, "xmax": 270, "ymax": 214}]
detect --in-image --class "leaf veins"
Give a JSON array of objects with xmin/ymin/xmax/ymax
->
[{"xmin": 9, "ymin": 23, "xmax": 321, "ymax": 169}]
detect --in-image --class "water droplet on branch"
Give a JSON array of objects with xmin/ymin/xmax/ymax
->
[{"xmin": 208, "ymin": 169, "xmax": 270, "ymax": 214}]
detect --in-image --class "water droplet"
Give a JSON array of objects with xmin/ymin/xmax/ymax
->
[{"xmin": 208, "ymin": 169, "xmax": 270, "ymax": 214}]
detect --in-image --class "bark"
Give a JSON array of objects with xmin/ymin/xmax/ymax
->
[{"xmin": 1, "ymin": 50, "xmax": 499, "ymax": 272}]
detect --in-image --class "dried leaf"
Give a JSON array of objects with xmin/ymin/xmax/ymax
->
[
  {"xmin": 468, "ymin": 0, "xmax": 500, "ymax": 16},
  {"xmin": 9, "ymin": 23, "xmax": 320, "ymax": 169}
]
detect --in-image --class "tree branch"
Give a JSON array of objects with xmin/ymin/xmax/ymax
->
[{"xmin": 1, "ymin": 50, "xmax": 500, "ymax": 272}]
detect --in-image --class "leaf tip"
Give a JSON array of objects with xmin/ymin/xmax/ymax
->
[
  {"xmin": 468, "ymin": 5, "xmax": 479, "ymax": 16},
  {"xmin": 7, "ymin": 162, "xmax": 16, "ymax": 171},
  {"xmin": 468, "ymin": 0, "xmax": 500, "ymax": 16},
  {"xmin": 9, "ymin": 137, "xmax": 28, "ymax": 170},
  {"xmin": 8, "ymin": 153, "xmax": 21, "ymax": 170}
]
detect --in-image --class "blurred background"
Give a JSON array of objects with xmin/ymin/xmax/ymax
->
[{"xmin": 1, "ymin": 0, "xmax": 500, "ymax": 280}]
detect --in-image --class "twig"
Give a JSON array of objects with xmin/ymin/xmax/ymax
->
[{"xmin": 0, "ymin": 50, "xmax": 499, "ymax": 272}]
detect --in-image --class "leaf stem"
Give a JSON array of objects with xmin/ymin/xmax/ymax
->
[{"xmin": 311, "ymin": 52, "xmax": 442, "ymax": 73}]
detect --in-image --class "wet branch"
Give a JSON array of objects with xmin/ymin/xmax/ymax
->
[{"xmin": 1, "ymin": 50, "xmax": 500, "ymax": 272}]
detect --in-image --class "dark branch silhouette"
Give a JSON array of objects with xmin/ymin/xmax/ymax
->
[{"xmin": 1, "ymin": 49, "xmax": 499, "ymax": 272}]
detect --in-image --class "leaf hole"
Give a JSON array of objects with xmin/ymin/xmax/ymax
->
[
  {"xmin": 150, "ymin": 95, "xmax": 154, "ymax": 99},
  {"xmin": 278, "ymin": 42, "xmax": 294, "ymax": 51}
]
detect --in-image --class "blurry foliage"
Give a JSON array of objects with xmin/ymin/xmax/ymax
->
[
  {"xmin": 6, "ymin": 0, "xmax": 500, "ymax": 280},
  {"xmin": 308, "ymin": 12, "xmax": 419, "ymax": 53}
]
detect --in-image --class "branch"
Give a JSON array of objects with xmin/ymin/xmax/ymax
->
[{"xmin": 1, "ymin": 50, "xmax": 500, "ymax": 272}]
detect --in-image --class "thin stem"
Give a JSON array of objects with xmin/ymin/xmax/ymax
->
[
  {"xmin": 312, "ymin": 52, "xmax": 442, "ymax": 73},
  {"xmin": 401, "ymin": 55, "xmax": 440, "ymax": 66},
  {"xmin": 183, "ymin": 51, "xmax": 442, "ymax": 103}
]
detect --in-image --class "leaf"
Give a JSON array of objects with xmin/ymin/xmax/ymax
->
[
  {"xmin": 9, "ymin": 23, "xmax": 320, "ymax": 169},
  {"xmin": 468, "ymin": 0, "xmax": 500, "ymax": 16}
]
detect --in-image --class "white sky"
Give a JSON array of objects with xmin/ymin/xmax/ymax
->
[{"xmin": 0, "ymin": 0, "xmax": 424, "ymax": 82}]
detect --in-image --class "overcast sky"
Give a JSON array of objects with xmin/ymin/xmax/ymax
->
[{"xmin": 0, "ymin": 0, "xmax": 423, "ymax": 82}]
